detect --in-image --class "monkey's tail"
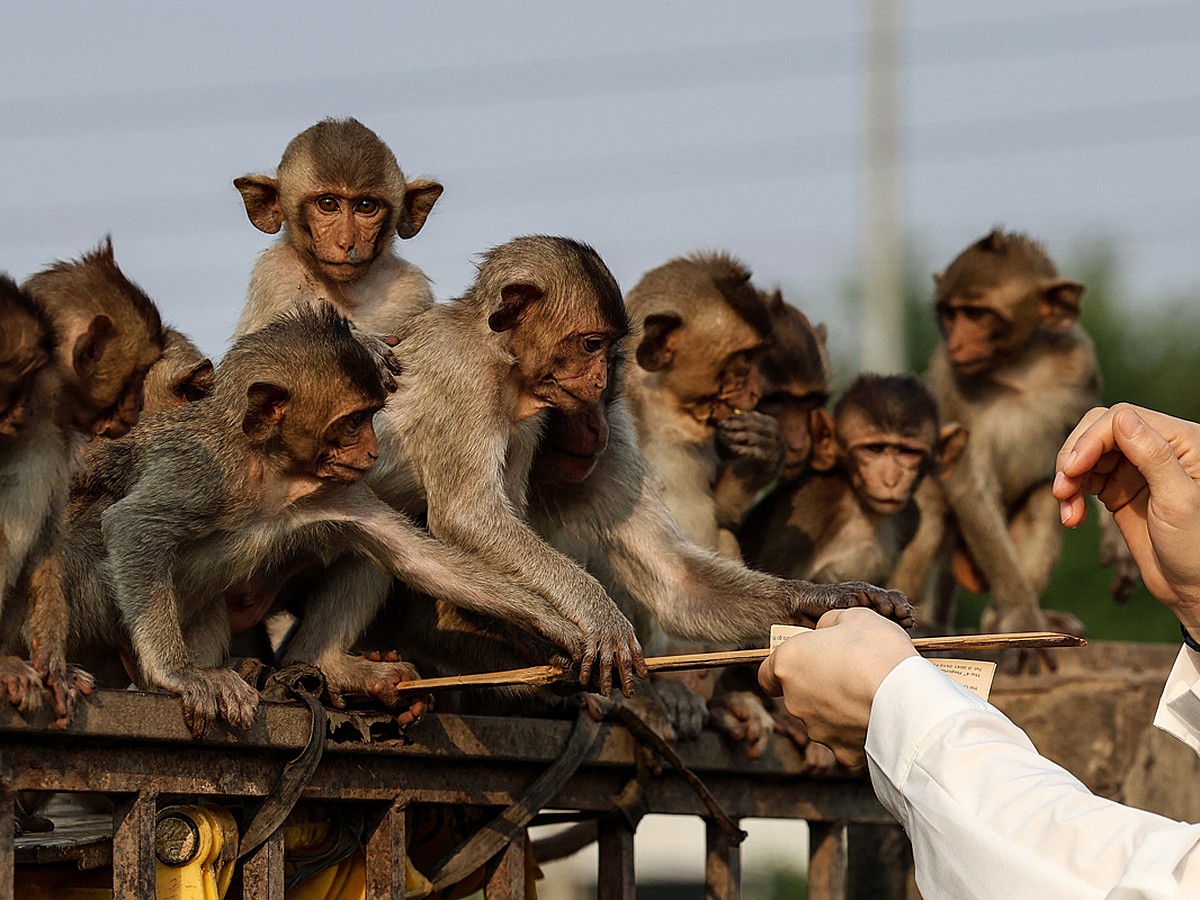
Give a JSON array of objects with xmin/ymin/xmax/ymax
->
[{"xmin": 531, "ymin": 821, "xmax": 599, "ymax": 864}]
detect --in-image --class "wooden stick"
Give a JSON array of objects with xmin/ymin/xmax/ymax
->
[{"xmin": 389, "ymin": 631, "xmax": 1085, "ymax": 696}]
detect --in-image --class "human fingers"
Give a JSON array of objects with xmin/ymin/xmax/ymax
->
[{"xmin": 1109, "ymin": 407, "xmax": 1198, "ymax": 504}]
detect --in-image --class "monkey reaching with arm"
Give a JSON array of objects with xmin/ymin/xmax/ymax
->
[
  {"xmin": 0, "ymin": 241, "xmax": 165, "ymax": 723},
  {"xmin": 234, "ymin": 117, "xmax": 443, "ymax": 338},
  {"xmin": 63, "ymin": 303, "xmax": 576, "ymax": 736}
]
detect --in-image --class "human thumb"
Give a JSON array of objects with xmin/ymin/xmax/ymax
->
[{"xmin": 1114, "ymin": 407, "xmax": 1194, "ymax": 497}]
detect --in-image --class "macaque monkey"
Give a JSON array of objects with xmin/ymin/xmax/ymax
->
[
  {"xmin": 900, "ymin": 229, "xmax": 1099, "ymax": 647},
  {"xmin": 234, "ymin": 117, "xmax": 443, "ymax": 337},
  {"xmin": 0, "ymin": 276, "xmax": 55, "ymax": 444},
  {"xmin": 1, "ymin": 240, "xmax": 165, "ymax": 723},
  {"xmin": 141, "ymin": 326, "xmax": 214, "ymax": 414},
  {"xmin": 623, "ymin": 253, "xmax": 779, "ymax": 560},
  {"xmin": 714, "ymin": 290, "xmax": 835, "ymax": 530},
  {"xmin": 743, "ymin": 374, "xmax": 964, "ymax": 585},
  {"xmin": 63, "ymin": 304, "xmax": 572, "ymax": 736}
]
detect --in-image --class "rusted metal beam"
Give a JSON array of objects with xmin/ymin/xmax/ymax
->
[
  {"xmin": 705, "ymin": 817, "xmax": 742, "ymax": 900},
  {"xmin": 596, "ymin": 817, "xmax": 635, "ymax": 900},
  {"xmin": 0, "ymin": 793, "xmax": 13, "ymax": 900},
  {"xmin": 241, "ymin": 828, "xmax": 285, "ymax": 900},
  {"xmin": 112, "ymin": 792, "xmax": 156, "ymax": 899},
  {"xmin": 484, "ymin": 830, "xmax": 527, "ymax": 900},
  {"xmin": 365, "ymin": 798, "xmax": 407, "ymax": 900},
  {"xmin": 808, "ymin": 821, "xmax": 849, "ymax": 900}
]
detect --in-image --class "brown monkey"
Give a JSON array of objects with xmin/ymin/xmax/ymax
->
[
  {"xmin": 63, "ymin": 303, "xmax": 575, "ymax": 736},
  {"xmin": 623, "ymin": 252, "xmax": 779, "ymax": 560},
  {"xmin": 714, "ymin": 290, "xmax": 835, "ymax": 530},
  {"xmin": 742, "ymin": 374, "xmax": 963, "ymax": 585},
  {"xmin": 141, "ymin": 326, "xmax": 214, "ymax": 414},
  {"xmin": 900, "ymin": 229, "xmax": 1099, "ymax": 646},
  {"xmin": 0, "ymin": 276, "xmax": 55, "ymax": 444},
  {"xmin": 340, "ymin": 236, "xmax": 645, "ymax": 695},
  {"xmin": 0, "ymin": 240, "xmax": 165, "ymax": 723},
  {"xmin": 234, "ymin": 117, "xmax": 443, "ymax": 337}
]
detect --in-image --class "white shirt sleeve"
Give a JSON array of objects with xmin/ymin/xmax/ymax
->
[
  {"xmin": 864, "ymin": 655, "xmax": 1200, "ymax": 900},
  {"xmin": 1154, "ymin": 647, "xmax": 1200, "ymax": 757}
]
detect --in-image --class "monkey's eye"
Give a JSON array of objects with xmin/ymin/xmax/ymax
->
[
  {"xmin": 316, "ymin": 196, "xmax": 340, "ymax": 213},
  {"xmin": 348, "ymin": 410, "xmax": 372, "ymax": 429},
  {"xmin": 582, "ymin": 335, "xmax": 607, "ymax": 354},
  {"xmin": 354, "ymin": 198, "xmax": 380, "ymax": 215}
]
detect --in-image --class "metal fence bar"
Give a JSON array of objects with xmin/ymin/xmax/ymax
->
[
  {"xmin": 808, "ymin": 821, "xmax": 849, "ymax": 900},
  {"xmin": 704, "ymin": 816, "xmax": 741, "ymax": 900},
  {"xmin": 112, "ymin": 791, "xmax": 157, "ymax": 898},
  {"xmin": 484, "ymin": 828, "xmax": 527, "ymax": 899},
  {"xmin": 365, "ymin": 797, "xmax": 407, "ymax": 900},
  {"xmin": 240, "ymin": 828, "xmax": 285, "ymax": 900},
  {"xmin": 596, "ymin": 817, "xmax": 636, "ymax": 900}
]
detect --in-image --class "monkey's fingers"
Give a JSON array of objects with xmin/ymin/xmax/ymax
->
[
  {"xmin": 47, "ymin": 664, "xmax": 95, "ymax": 728},
  {"xmin": 577, "ymin": 647, "xmax": 597, "ymax": 693},
  {"xmin": 772, "ymin": 709, "xmax": 812, "ymax": 751},
  {"xmin": 0, "ymin": 659, "xmax": 44, "ymax": 715}
]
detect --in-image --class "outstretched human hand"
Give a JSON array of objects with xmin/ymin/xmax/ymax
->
[{"xmin": 1054, "ymin": 403, "xmax": 1200, "ymax": 633}]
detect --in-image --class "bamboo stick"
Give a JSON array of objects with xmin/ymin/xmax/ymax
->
[{"xmin": 388, "ymin": 631, "xmax": 1085, "ymax": 696}]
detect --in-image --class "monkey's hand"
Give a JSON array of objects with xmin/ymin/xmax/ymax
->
[
  {"xmin": 789, "ymin": 581, "xmax": 914, "ymax": 629},
  {"xmin": 708, "ymin": 690, "xmax": 776, "ymax": 760},
  {"xmin": 1099, "ymin": 518, "xmax": 1142, "ymax": 604},
  {"xmin": 321, "ymin": 651, "xmax": 428, "ymax": 726},
  {"xmin": 31, "ymin": 639, "xmax": 95, "ymax": 728},
  {"xmin": 980, "ymin": 605, "xmax": 1085, "ymax": 675},
  {"xmin": 715, "ymin": 411, "xmax": 786, "ymax": 473},
  {"xmin": 354, "ymin": 331, "xmax": 403, "ymax": 393},
  {"xmin": 0, "ymin": 657, "xmax": 44, "ymax": 716},
  {"xmin": 157, "ymin": 667, "xmax": 260, "ymax": 738},
  {"xmin": 652, "ymin": 678, "xmax": 708, "ymax": 741},
  {"xmin": 573, "ymin": 605, "xmax": 647, "ymax": 699}
]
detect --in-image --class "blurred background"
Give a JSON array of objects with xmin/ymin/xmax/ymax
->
[{"xmin": 4, "ymin": 1, "xmax": 1200, "ymax": 894}]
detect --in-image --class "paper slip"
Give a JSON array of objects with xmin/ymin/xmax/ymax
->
[
  {"xmin": 770, "ymin": 623, "xmax": 996, "ymax": 700},
  {"xmin": 930, "ymin": 658, "xmax": 996, "ymax": 700},
  {"xmin": 770, "ymin": 623, "xmax": 813, "ymax": 650}
]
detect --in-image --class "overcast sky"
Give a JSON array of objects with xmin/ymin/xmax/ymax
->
[{"xmin": 2, "ymin": 0, "xmax": 1198, "ymax": 364}]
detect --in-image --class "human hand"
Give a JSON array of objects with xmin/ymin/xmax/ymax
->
[
  {"xmin": 757, "ymin": 608, "xmax": 917, "ymax": 767},
  {"xmin": 1054, "ymin": 403, "xmax": 1200, "ymax": 632}
]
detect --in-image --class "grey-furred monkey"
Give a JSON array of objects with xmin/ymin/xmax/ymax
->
[
  {"xmin": 62, "ymin": 303, "xmax": 568, "ymax": 737},
  {"xmin": 323, "ymin": 236, "xmax": 645, "ymax": 695},
  {"xmin": 233, "ymin": 117, "xmax": 443, "ymax": 338},
  {"xmin": 1, "ymin": 241, "xmax": 165, "ymax": 725}
]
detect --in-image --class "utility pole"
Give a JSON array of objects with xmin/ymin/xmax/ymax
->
[{"xmin": 861, "ymin": 0, "xmax": 906, "ymax": 372}]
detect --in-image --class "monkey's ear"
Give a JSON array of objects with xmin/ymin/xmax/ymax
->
[
  {"xmin": 1039, "ymin": 279, "xmax": 1085, "ymax": 333},
  {"xmin": 72, "ymin": 315, "xmax": 115, "ymax": 379},
  {"xmin": 489, "ymin": 283, "xmax": 543, "ymax": 333},
  {"xmin": 932, "ymin": 271, "xmax": 944, "ymax": 287},
  {"xmin": 636, "ymin": 313, "xmax": 683, "ymax": 372},
  {"xmin": 766, "ymin": 289, "xmax": 785, "ymax": 312},
  {"xmin": 242, "ymin": 381, "xmax": 290, "ymax": 442},
  {"xmin": 397, "ymin": 180, "xmax": 444, "ymax": 239},
  {"xmin": 814, "ymin": 322, "xmax": 829, "ymax": 346},
  {"xmin": 935, "ymin": 422, "xmax": 969, "ymax": 480},
  {"xmin": 807, "ymin": 408, "xmax": 838, "ymax": 472},
  {"xmin": 234, "ymin": 175, "xmax": 285, "ymax": 234},
  {"xmin": 173, "ymin": 359, "xmax": 215, "ymax": 404}
]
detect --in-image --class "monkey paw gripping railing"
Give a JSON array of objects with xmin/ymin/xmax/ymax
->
[{"xmin": 0, "ymin": 685, "xmax": 904, "ymax": 900}]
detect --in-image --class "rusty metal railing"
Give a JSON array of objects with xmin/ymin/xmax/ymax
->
[{"xmin": 1, "ymin": 689, "xmax": 901, "ymax": 899}]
